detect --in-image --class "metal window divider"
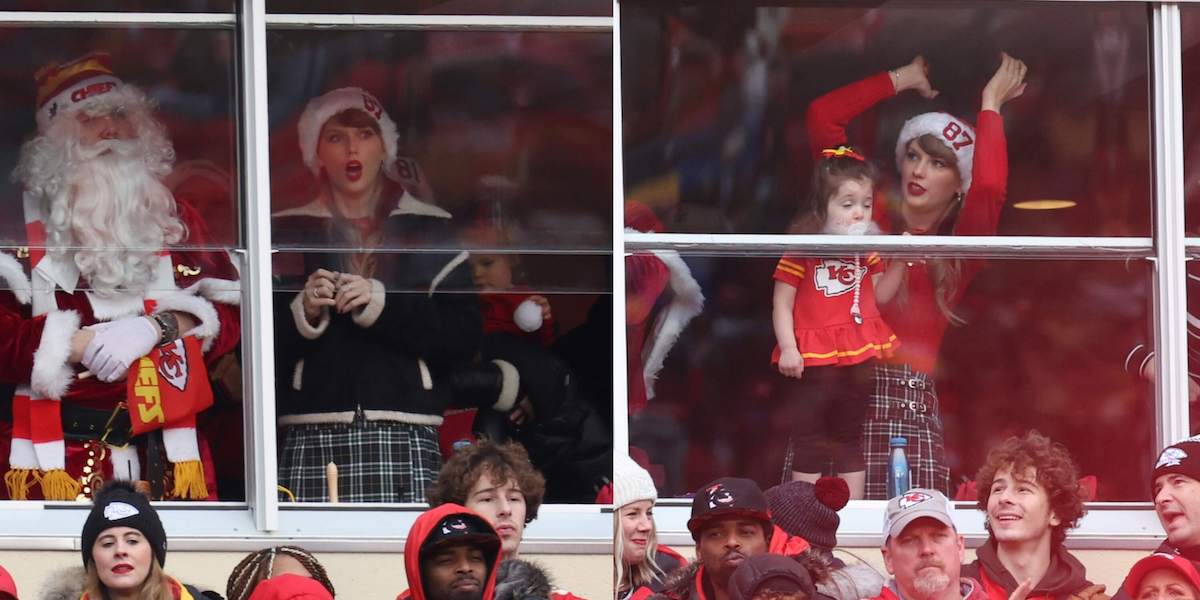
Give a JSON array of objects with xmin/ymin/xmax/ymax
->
[{"xmin": 1152, "ymin": 3, "xmax": 1191, "ymax": 451}]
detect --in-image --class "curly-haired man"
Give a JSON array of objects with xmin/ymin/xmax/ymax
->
[{"xmin": 961, "ymin": 431, "xmax": 1106, "ymax": 600}]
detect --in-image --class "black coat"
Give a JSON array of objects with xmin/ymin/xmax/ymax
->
[{"xmin": 272, "ymin": 194, "xmax": 481, "ymax": 421}]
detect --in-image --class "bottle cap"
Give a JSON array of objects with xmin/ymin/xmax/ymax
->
[{"xmin": 890, "ymin": 436, "xmax": 908, "ymax": 446}]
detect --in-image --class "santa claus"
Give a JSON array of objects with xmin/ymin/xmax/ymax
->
[{"xmin": 0, "ymin": 51, "xmax": 240, "ymax": 500}]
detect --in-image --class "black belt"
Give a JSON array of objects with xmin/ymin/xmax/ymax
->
[{"xmin": 61, "ymin": 403, "xmax": 133, "ymax": 447}]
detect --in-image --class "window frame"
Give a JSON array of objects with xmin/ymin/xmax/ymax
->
[
  {"xmin": 616, "ymin": 1, "xmax": 1191, "ymax": 549},
  {"xmin": 0, "ymin": 3, "xmax": 615, "ymax": 555}
]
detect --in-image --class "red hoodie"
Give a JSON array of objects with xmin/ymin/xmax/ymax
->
[{"xmin": 397, "ymin": 504, "xmax": 503, "ymax": 600}]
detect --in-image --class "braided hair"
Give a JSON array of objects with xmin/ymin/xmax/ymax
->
[{"xmin": 226, "ymin": 545, "xmax": 335, "ymax": 600}]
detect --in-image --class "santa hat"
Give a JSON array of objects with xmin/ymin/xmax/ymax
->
[
  {"xmin": 34, "ymin": 51, "xmax": 124, "ymax": 133},
  {"xmin": 894, "ymin": 112, "xmax": 976, "ymax": 196},
  {"xmin": 297, "ymin": 87, "xmax": 401, "ymax": 183}
]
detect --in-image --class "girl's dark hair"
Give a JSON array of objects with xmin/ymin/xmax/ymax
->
[
  {"xmin": 790, "ymin": 155, "xmax": 878, "ymax": 234},
  {"xmin": 226, "ymin": 546, "xmax": 335, "ymax": 600},
  {"xmin": 888, "ymin": 134, "xmax": 966, "ymax": 325}
]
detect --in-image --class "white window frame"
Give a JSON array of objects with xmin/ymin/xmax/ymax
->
[
  {"xmin": 0, "ymin": 2, "xmax": 615, "ymax": 555},
  {"xmin": 616, "ymin": 1, "xmax": 1191, "ymax": 549}
]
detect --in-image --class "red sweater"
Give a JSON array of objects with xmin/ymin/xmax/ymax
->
[{"xmin": 806, "ymin": 72, "xmax": 1008, "ymax": 374}]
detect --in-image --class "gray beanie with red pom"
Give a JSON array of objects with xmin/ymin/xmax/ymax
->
[{"xmin": 764, "ymin": 477, "xmax": 850, "ymax": 549}]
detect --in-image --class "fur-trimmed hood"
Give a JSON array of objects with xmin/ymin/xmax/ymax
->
[
  {"xmin": 38, "ymin": 566, "xmax": 85, "ymax": 600},
  {"xmin": 819, "ymin": 562, "xmax": 887, "ymax": 600},
  {"xmin": 495, "ymin": 559, "xmax": 554, "ymax": 600},
  {"xmin": 650, "ymin": 550, "xmax": 873, "ymax": 600}
]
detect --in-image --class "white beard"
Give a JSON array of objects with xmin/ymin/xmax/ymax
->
[{"xmin": 46, "ymin": 139, "xmax": 186, "ymax": 297}]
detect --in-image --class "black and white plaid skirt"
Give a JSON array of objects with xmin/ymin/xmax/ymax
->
[
  {"xmin": 862, "ymin": 363, "xmax": 950, "ymax": 500},
  {"xmin": 279, "ymin": 421, "xmax": 441, "ymax": 503}
]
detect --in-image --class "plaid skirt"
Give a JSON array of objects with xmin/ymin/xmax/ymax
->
[
  {"xmin": 279, "ymin": 421, "xmax": 441, "ymax": 503},
  {"xmin": 863, "ymin": 363, "xmax": 950, "ymax": 500}
]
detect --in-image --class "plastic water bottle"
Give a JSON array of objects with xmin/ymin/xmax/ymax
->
[{"xmin": 888, "ymin": 436, "xmax": 911, "ymax": 499}]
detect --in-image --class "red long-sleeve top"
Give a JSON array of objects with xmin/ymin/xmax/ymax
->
[{"xmin": 805, "ymin": 72, "xmax": 1009, "ymax": 374}]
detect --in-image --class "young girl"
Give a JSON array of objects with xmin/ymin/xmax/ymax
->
[{"xmin": 772, "ymin": 148, "xmax": 906, "ymax": 499}]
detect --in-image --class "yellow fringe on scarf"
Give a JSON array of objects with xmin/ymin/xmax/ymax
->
[
  {"xmin": 4, "ymin": 469, "xmax": 36, "ymax": 500},
  {"xmin": 40, "ymin": 469, "xmax": 81, "ymax": 501},
  {"xmin": 171, "ymin": 461, "xmax": 208, "ymax": 500}
]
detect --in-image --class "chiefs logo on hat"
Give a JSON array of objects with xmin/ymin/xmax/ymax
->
[
  {"xmin": 898, "ymin": 491, "xmax": 932, "ymax": 509},
  {"xmin": 707, "ymin": 484, "xmax": 736, "ymax": 509},
  {"xmin": 1158, "ymin": 447, "xmax": 1188, "ymax": 469},
  {"xmin": 442, "ymin": 518, "xmax": 469, "ymax": 535}
]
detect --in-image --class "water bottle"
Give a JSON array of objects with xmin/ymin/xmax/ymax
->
[{"xmin": 888, "ymin": 436, "xmax": 911, "ymax": 499}]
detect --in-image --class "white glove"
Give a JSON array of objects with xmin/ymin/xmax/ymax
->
[{"xmin": 81, "ymin": 316, "xmax": 159, "ymax": 382}]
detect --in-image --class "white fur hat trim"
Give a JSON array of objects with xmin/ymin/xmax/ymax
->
[
  {"xmin": 894, "ymin": 111, "xmax": 975, "ymax": 196},
  {"xmin": 297, "ymin": 87, "xmax": 400, "ymax": 182}
]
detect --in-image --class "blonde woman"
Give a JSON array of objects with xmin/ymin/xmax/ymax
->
[
  {"xmin": 41, "ymin": 481, "xmax": 211, "ymax": 600},
  {"xmin": 616, "ymin": 455, "xmax": 686, "ymax": 600}
]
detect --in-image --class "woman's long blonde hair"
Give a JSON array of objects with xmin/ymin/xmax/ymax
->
[
  {"xmin": 614, "ymin": 504, "xmax": 666, "ymax": 596},
  {"xmin": 84, "ymin": 560, "xmax": 175, "ymax": 600}
]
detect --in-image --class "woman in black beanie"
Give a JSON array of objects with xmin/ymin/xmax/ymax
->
[{"xmin": 52, "ymin": 480, "xmax": 205, "ymax": 600}]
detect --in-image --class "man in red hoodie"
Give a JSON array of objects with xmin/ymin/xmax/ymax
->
[
  {"xmin": 961, "ymin": 432, "xmax": 1105, "ymax": 600},
  {"xmin": 398, "ymin": 504, "xmax": 502, "ymax": 600}
]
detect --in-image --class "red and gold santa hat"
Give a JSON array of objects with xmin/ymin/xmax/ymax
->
[{"xmin": 34, "ymin": 52, "xmax": 123, "ymax": 133}]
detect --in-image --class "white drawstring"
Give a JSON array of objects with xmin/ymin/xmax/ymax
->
[{"xmin": 850, "ymin": 253, "xmax": 864, "ymax": 325}]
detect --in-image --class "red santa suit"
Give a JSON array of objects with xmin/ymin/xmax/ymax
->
[{"xmin": 0, "ymin": 199, "xmax": 239, "ymax": 500}]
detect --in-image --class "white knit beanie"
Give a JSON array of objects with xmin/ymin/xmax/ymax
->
[
  {"xmin": 894, "ymin": 111, "xmax": 975, "ymax": 196},
  {"xmin": 297, "ymin": 87, "xmax": 401, "ymax": 182},
  {"xmin": 613, "ymin": 454, "xmax": 657, "ymax": 509}
]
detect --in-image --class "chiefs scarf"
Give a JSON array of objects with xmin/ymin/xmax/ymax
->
[{"xmin": 5, "ymin": 196, "xmax": 213, "ymax": 501}]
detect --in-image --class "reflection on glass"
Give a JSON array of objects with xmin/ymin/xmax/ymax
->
[
  {"xmin": 8, "ymin": 0, "xmax": 233, "ymax": 11},
  {"xmin": 0, "ymin": 50, "xmax": 242, "ymax": 502},
  {"xmin": 630, "ymin": 254, "xmax": 1153, "ymax": 501},
  {"xmin": 267, "ymin": 29, "xmax": 612, "ymax": 252},
  {"xmin": 0, "ymin": 29, "xmax": 239, "ymax": 247},
  {"xmin": 266, "ymin": 0, "xmax": 610, "ymax": 16},
  {"xmin": 621, "ymin": 4, "xmax": 1149, "ymax": 237},
  {"xmin": 270, "ymin": 81, "xmax": 612, "ymax": 503},
  {"xmin": 1181, "ymin": 9, "xmax": 1200, "ymax": 234}
]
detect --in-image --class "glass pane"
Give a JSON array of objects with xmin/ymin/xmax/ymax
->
[
  {"xmin": 628, "ymin": 252, "xmax": 1153, "ymax": 501},
  {"xmin": 0, "ymin": 29, "xmax": 240, "ymax": 248},
  {"xmin": 8, "ymin": 1, "xmax": 234, "ymax": 11},
  {"xmin": 1182, "ymin": 8, "xmax": 1200, "ymax": 234},
  {"xmin": 266, "ymin": 1, "xmax": 611, "ymax": 16},
  {"xmin": 268, "ymin": 29, "xmax": 613, "ymax": 504},
  {"xmin": 267, "ymin": 29, "xmax": 612, "ymax": 252},
  {"xmin": 0, "ymin": 31, "xmax": 243, "ymax": 501},
  {"xmin": 621, "ymin": 3, "xmax": 1150, "ymax": 236}
]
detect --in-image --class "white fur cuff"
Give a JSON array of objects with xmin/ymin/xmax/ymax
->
[
  {"xmin": 290, "ymin": 292, "xmax": 330, "ymax": 340},
  {"xmin": 31, "ymin": 310, "xmax": 80, "ymax": 400},
  {"xmin": 352, "ymin": 279, "xmax": 386, "ymax": 328},
  {"xmin": 491, "ymin": 359, "xmax": 520, "ymax": 412},
  {"xmin": 0, "ymin": 252, "xmax": 31, "ymax": 305}
]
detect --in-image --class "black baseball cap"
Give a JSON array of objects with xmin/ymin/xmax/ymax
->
[
  {"xmin": 420, "ymin": 512, "xmax": 501, "ymax": 561},
  {"xmin": 687, "ymin": 477, "xmax": 773, "ymax": 541}
]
